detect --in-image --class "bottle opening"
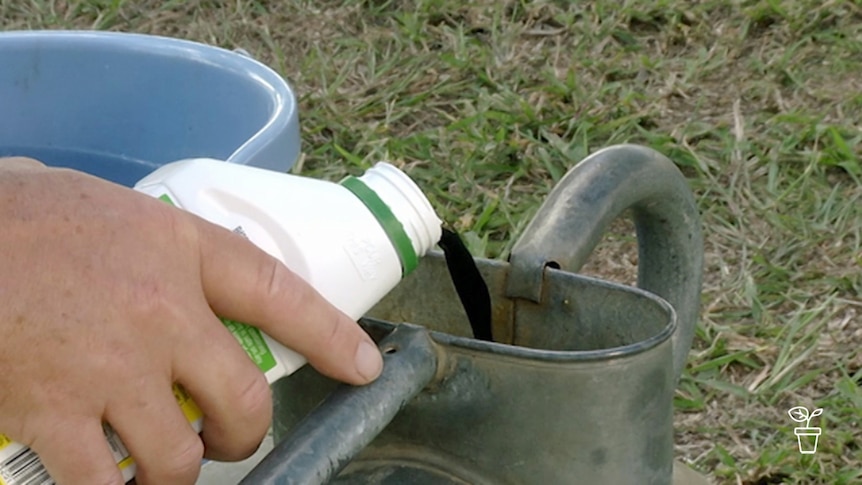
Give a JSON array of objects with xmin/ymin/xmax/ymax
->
[{"xmin": 340, "ymin": 162, "xmax": 442, "ymax": 275}]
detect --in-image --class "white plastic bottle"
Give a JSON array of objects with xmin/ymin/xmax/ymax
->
[{"xmin": 0, "ymin": 159, "xmax": 442, "ymax": 485}]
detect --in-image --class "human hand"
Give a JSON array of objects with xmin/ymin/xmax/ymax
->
[{"xmin": 0, "ymin": 157, "xmax": 383, "ymax": 484}]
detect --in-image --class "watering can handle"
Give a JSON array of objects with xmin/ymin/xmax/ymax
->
[
  {"xmin": 506, "ymin": 144, "xmax": 704, "ymax": 384},
  {"xmin": 239, "ymin": 323, "xmax": 439, "ymax": 484}
]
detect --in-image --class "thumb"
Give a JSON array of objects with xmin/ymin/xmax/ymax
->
[{"xmin": 192, "ymin": 215, "xmax": 383, "ymax": 385}]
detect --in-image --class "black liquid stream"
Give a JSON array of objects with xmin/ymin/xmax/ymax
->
[{"xmin": 438, "ymin": 227, "xmax": 493, "ymax": 342}]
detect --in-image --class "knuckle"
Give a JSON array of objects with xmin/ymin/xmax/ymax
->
[
  {"xmin": 233, "ymin": 374, "xmax": 273, "ymax": 423},
  {"xmin": 124, "ymin": 277, "xmax": 169, "ymax": 321},
  {"xmin": 323, "ymin": 311, "xmax": 348, "ymax": 350},
  {"xmin": 30, "ymin": 425, "xmax": 125, "ymax": 485},
  {"xmin": 162, "ymin": 208, "xmax": 199, "ymax": 249},
  {"xmin": 159, "ymin": 435, "xmax": 204, "ymax": 480},
  {"xmin": 142, "ymin": 201, "xmax": 198, "ymax": 248},
  {"xmin": 260, "ymin": 257, "xmax": 290, "ymax": 300},
  {"xmin": 123, "ymin": 208, "xmax": 200, "ymax": 324},
  {"xmin": 219, "ymin": 376, "xmax": 272, "ymax": 460},
  {"xmin": 264, "ymin": 259, "xmax": 311, "ymax": 311}
]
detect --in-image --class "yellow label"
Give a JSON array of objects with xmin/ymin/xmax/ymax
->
[
  {"xmin": 118, "ymin": 455, "xmax": 135, "ymax": 470},
  {"xmin": 173, "ymin": 384, "xmax": 204, "ymax": 425},
  {"xmin": 0, "ymin": 387, "xmax": 204, "ymax": 484}
]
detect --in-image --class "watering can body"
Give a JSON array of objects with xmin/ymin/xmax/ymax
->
[
  {"xmin": 270, "ymin": 262, "xmax": 677, "ymax": 484},
  {"xmin": 243, "ymin": 145, "xmax": 707, "ymax": 485}
]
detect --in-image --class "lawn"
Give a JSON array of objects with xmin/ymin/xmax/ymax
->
[{"xmin": 2, "ymin": 1, "xmax": 860, "ymax": 484}]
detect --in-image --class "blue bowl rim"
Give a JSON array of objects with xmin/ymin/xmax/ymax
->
[{"xmin": 0, "ymin": 29, "xmax": 298, "ymax": 166}]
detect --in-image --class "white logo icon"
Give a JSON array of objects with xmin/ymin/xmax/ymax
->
[{"xmin": 787, "ymin": 406, "xmax": 823, "ymax": 454}]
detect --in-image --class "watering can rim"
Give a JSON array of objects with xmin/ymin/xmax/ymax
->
[{"xmin": 366, "ymin": 265, "xmax": 678, "ymax": 363}]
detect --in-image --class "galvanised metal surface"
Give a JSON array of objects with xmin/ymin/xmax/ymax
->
[
  {"xmin": 240, "ymin": 324, "xmax": 439, "ymax": 484},
  {"xmin": 247, "ymin": 145, "xmax": 707, "ymax": 484},
  {"xmin": 506, "ymin": 144, "xmax": 704, "ymax": 384}
]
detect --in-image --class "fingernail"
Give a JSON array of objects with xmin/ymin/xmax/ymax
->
[{"xmin": 355, "ymin": 340, "xmax": 383, "ymax": 381}]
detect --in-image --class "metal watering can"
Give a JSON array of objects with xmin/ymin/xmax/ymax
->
[{"xmin": 240, "ymin": 144, "xmax": 708, "ymax": 485}]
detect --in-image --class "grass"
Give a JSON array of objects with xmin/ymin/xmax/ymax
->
[{"xmin": 2, "ymin": 0, "xmax": 861, "ymax": 483}]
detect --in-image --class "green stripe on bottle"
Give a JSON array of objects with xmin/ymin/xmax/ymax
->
[{"xmin": 340, "ymin": 176, "xmax": 418, "ymax": 276}]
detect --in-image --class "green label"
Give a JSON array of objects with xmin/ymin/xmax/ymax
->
[
  {"xmin": 222, "ymin": 319, "xmax": 277, "ymax": 373},
  {"xmin": 158, "ymin": 193, "xmax": 175, "ymax": 205}
]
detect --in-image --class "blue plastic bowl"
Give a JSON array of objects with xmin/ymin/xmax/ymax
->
[{"xmin": 0, "ymin": 30, "xmax": 300, "ymax": 187}]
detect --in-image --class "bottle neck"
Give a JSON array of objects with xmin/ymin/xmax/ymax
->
[{"xmin": 339, "ymin": 162, "xmax": 442, "ymax": 276}]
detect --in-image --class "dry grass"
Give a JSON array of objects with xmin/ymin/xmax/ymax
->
[{"xmin": 2, "ymin": 1, "xmax": 861, "ymax": 483}]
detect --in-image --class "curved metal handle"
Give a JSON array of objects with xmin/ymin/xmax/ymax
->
[
  {"xmin": 240, "ymin": 323, "xmax": 439, "ymax": 484},
  {"xmin": 505, "ymin": 144, "xmax": 703, "ymax": 383}
]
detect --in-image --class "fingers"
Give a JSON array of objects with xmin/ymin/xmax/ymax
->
[
  {"xmin": 193, "ymin": 219, "xmax": 383, "ymax": 385},
  {"xmin": 171, "ymin": 304, "xmax": 273, "ymax": 462},
  {"xmin": 32, "ymin": 419, "xmax": 124, "ymax": 485},
  {"xmin": 104, "ymin": 376, "xmax": 204, "ymax": 485}
]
